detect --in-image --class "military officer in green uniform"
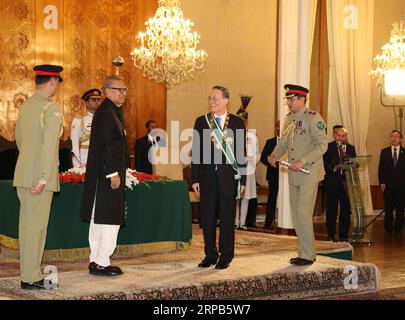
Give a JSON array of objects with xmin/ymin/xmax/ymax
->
[
  {"xmin": 13, "ymin": 64, "xmax": 64, "ymax": 290},
  {"xmin": 269, "ymin": 84, "xmax": 328, "ymax": 266}
]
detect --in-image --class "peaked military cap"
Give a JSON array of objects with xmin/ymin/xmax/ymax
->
[
  {"xmin": 284, "ymin": 84, "xmax": 309, "ymax": 98},
  {"xmin": 82, "ymin": 88, "xmax": 102, "ymax": 101},
  {"xmin": 33, "ymin": 64, "xmax": 64, "ymax": 82}
]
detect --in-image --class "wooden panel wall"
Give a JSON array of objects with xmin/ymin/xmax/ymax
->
[{"xmin": 0, "ymin": 0, "xmax": 166, "ymax": 155}]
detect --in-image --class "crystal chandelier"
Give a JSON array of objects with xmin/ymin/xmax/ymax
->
[
  {"xmin": 130, "ymin": 0, "xmax": 208, "ymax": 87},
  {"xmin": 370, "ymin": 21, "xmax": 405, "ymax": 84}
]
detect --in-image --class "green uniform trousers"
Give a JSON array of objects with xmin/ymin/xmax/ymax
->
[
  {"xmin": 289, "ymin": 183, "xmax": 318, "ymax": 261},
  {"xmin": 17, "ymin": 188, "xmax": 53, "ymax": 282}
]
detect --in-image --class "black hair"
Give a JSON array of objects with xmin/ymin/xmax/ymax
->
[
  {"xmin": 146, "ymin": 120, "xmax": 157, "ymax": 128},
  {"xmin": 333, "ymin": 125, "xmax": 344, "ymax": 131},
  {"xmin": 391, "ymin": 130, "xmax": 403, "ymax": 139},
  {"xmin": 212, "ymin": 85, "xmax": 230, "ymax": 100},
  {"xmin": 35, "ymin": 75, "xmax": 58, "ymax": 85}
]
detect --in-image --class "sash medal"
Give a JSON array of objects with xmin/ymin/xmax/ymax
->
[{"xmin": 205, "ymin": 113, "xmax": 242, "ymax": 199}]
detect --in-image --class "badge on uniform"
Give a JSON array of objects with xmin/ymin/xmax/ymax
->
[{"xmin": 317, "ymin": 121, "xmax": 325, "ymax": 130}]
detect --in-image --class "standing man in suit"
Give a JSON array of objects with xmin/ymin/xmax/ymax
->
[
  {"xmin": 192, "ymin": 85, "xmax": 246, "ymax": 270},
  {"xmin": 323, "ymin": 126, "xmax": 356, "ymax": 242},
  {"xmin": 71, "ymin": 89, "xmax": 102, "ymax": 167},
  {"xmin": 269, "ymin": 84, "xmax": 328, "ymax": 266},
  {"xmin": 80, "ymin": 75, "xmax": 128, "ymax": 277},
  {"xmin": 260, "ymin": 120, "xmax": 280, "ymax": 230},
  {"xmin": 378, "ymin": 130, "xmax": 405, "ymax": 235},
  {"xmin": 13, "ymin": 64, "xmax": 64, "ymax": 290},
  {"xmin": 135, "ymin": 120, "xmax": 161, "ymax": 174}
]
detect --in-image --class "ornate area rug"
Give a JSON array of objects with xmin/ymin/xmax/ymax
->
[
  {"xmin": 0, "ymin": 226, "xmax": 351, "ymax": 278},
  {"xmin": 0, "ymin": 253, "xmax": 379, "ymax": 300}
]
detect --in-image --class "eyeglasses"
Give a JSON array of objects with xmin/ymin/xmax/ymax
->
[
  {"xmin": 286, "ymin": 97, "xmax": 298, "ymax": 102},
  {"xmin": 207, "ymin": 96, "xmax": 222, "ymax": 103},
  {"xmin": 108, "ymin": 87, "xmax": 128, "ymax": 94}
]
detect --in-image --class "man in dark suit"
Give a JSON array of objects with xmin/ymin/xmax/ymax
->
[
  {"xmin": 135, "ymin": 120, "xmax": 162, "ymax": 174},
  {"xmin": 260, "ymin": 120, "xmax": 280, "ymax": 230},
  {"xmin": 192, "ymin": 85, "xmax": 246, "ymax": 270},
  {"xmin": 323, "ymin": 125, "xmax": 356, "ymax": 242},
  {"xmin": 378, "ymin": 130, "xmax": 405, "ymax": 235},
  {"xmin": 80, "ymin": 75, "xmax": 128, "ymax": 277}
]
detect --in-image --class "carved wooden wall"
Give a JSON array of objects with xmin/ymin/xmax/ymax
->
[{"xmin": 0, "ymin": 0, "xmax": 166, "ymax": 155}]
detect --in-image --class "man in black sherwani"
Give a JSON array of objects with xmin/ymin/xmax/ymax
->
[
  {"xmin": 80, "ymin": 75, "xmax": 128, "ymax": 277},
  {"xmin": 192, "ymin": 85, "xmax": 246, "ymax": 270}
]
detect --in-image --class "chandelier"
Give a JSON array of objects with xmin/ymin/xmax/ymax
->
[
  {"xmin": 370, "ymin": 21, "xmax": 405, "ymax": 84},
  {"xmin": 130, "ymin": 0, "xmax": 208, "ymax": 87}
]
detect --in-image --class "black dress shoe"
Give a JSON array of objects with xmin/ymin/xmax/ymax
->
[
  {"xmin": 327, "ymin": 236, "xmax": 337, "ymax": 242},
  {"xmin": 198, "ymin": 258, "xmax": 218, "ymax": 268},
  {"xmin": 289, "ymin": 257, "xmax": 300, "ymax": 264},
  {"xmin": 263, "ymin": 225, "xmax": 272, "ymax": 230},
  {"xmin": 21, "ymin": 279, "xmax": 56, "ymax": 290},
  {"xmin": 215, "ymin": 261, "xmax": 230, "ymax": 269},
  {"xmin": 89, "ymin": 265, "xmax": 124, "ymax": 276},
  {"xmin": 89, "ymin": 262, "xmax": 98, "ymax": 270},
  {"xmin": 339, "ymin": 238, "xmax": 349, "ymax": 242},
  {"xmin": 291, "ymin": 258, "xmax": 314, "ymax": 266},
  {"xmin": 246, "ymin": 224, "xmax": 257, "ymax": 228}
]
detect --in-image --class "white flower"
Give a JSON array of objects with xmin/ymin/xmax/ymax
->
[
  {"xmin": 125, "ymin": 168, "xmax": 140, "ymax": 190},
  {"xmin": 68, "ymin": 165, "xmax": 86, "ymax": 175},
  {"xmin": 225, "ymin": 137, "xmax": 233, "ymax": 145}
]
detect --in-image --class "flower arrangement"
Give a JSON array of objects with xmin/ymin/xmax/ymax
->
[
  {"xmin": 59, "ymin": 165, "xmax": 86, "ymax": 183},
  {"xmin": 60, "ymin": 166, "xmax": 165, "ymax": 189},
  {"xmin": 126, "ymin": 169, "xmax": 165, "ymax": 190}
]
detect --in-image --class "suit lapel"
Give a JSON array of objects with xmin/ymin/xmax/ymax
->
[
  {"xmin": 387, "ymin": 148, "xmax": 395, "ymax": 168},
  {"xmin": 398, "ymin": 147, "xmax": 405, "ymax": 166},
  {"xmin": 331, "ymin": 142, "xmax": 339, "ymax": 161},
  {"xmin": 106, "ymin": 103, "xmax": 124, "ymax": 138}
]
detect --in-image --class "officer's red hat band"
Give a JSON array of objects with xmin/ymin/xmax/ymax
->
[
  {"xmin": 35, "ymin": 70, "xmax": 60, "ymax": 76},
  {"xmin": 83, "ymin": 92, "xmax": 100, "ymax": 100},
  {"xmin": 287, "ymin": 89, "xmax": 308, "ymax": 97}
]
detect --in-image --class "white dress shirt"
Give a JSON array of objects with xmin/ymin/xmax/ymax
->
[
  {"xmin": 214, "ymin": 112, "xmax": 227, "ymax": 130},
  {"xmin": 392, "ymin": 146, "xmax": 400, "ymax": 158}
]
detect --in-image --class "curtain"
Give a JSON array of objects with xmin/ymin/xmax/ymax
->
[
  {"xmin": 277, "ymin": 0, "xmax": 318, "ymax": 229},
  {"xmin": 327, "ymin": 0, "xmax": 374, "ymax": 214}
]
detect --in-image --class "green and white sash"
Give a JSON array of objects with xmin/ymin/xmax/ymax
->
[{"xmin": 205, "ymin": 113, "xmax": 242, "ymax": 199}]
